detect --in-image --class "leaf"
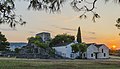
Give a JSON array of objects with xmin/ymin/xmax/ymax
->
[
  {"xmin": 84, "ymin": 15, "xmax": 87, "ymax": 19},
  {"xmin": 79, "ymin": 15, "xmax": 83, "ymax": 19},
  {"xmin": 116, "ymin": 18, "xmax": 120, "ymax": 23},
  {"xmin": 92, "ymin": 16, "xmax": 96, "ymax": 22},
  {"xmin": 94, "ymin": 14, "xmax": 100, "ymax": 18}
]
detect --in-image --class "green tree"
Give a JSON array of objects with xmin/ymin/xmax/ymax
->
[
  {"xmin": 49, "ymin": 33, "xmax": 75, "ymax": 47},
  {"xmin": 77, "ymin": 26, "xmax": 82, "ymax": 43},
  {"xmin": 71, "ymin": 43, "xmax": 87, "ymax": 59},
  {"xmin": 27, "ymin": 36, "xmax": 55, "ymax": 57},
  {"xmin": 27, "ymin": 36, "xmax": 43, "ymax": 43},
  {"xmin": 0, "ymin": 32, "xmax": 10, "ymax": 51},
  {"xmin": 27, "ymin": 36, "xmax": 48, "ymax": 49},
  {"xmin": 14, "ymin": 48, "xmax": 21, "ymax": 53},
  {"xmin": 71, "ymin": 43, "xmax": 79, "ymax": 53}
]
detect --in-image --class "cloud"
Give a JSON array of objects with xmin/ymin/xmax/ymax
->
[
  {"xmin": 51, "ymin": 25, "xmax": 77, "ymax": 31},
  {"xmin": 60, "ymin": 28, "xmax": 77, "ymax": 31},
  {"xmin": 38, "ymin": 28, "xmax": 53, "ymax": 33},
  {"xmin": 51, "ymin": 25, "xmax": 96, "ymax": 35},
  {"xmin": 83, "ymin": 36, "xmax": 96, "ymax": 40},
  {"xmin": 83, "ymin": 31, "xmax": 96, "ymax": 35},
  {"xmin": 0, "ymin": 28, "xmax": 17, "ymax": 31},
  {"xmin": 88, "ymin": 32, "xmax": 96, "ymax": 34},
  {"xmin": 28, "ymin": 31, "xmax": 36, "ymax": 34}
]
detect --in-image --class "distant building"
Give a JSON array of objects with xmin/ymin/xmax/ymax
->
[
  {"xmin": 36, "ymin": 32, "xmax": 51, "ymax": 42},
  {"xmin": 53, "ymin": 43, "xmax": 109, "ymax": 59}
]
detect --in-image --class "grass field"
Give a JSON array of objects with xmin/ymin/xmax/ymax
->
[{"xmin": 0, "ymin": 57, "xmax": 120, "ymax": 69}]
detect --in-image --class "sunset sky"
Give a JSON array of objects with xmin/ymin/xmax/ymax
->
[{"xmin": 0, "ymin": 0, "xmax": 120, "ymax": 49}]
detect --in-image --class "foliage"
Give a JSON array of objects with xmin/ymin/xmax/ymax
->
[
  {"xmin": 27, "ymin": 0, "xmax": 100, "ymax": 22},
  {"xmin": 0, "ymin": 0, "xmax": 120, "ymax": 34},
  {"xmin": 71, "ymin": 43, "xmax": 87, "ymax": 53},
  {"xmin": 49, "ymin": 33, "xmax": 75, "ymax": 47},
  {"xmin": 79, "ymin": 43, "xmax": 87, "ymax": 53},
  {"xmin": 116, "ymin": 18, "xmax": 120, "ymax": 29},
  {"xmin": 77, "ymin": 26, "xmax": 82, "ymax": 43},
  {"xmin": 49, "ymin": 48, "xmax": 55, "ymax": 56},
  {"xmin": 71, "ymin": 43, "xmax": 87, "ymax": 59},
  {"xmin": 0, "ymin": 0, "xmax": 26, "ymax": 28},
  {"xmin": 27, "ymin": 36, "xmax": 43, "ymax": 43},
  {"xmin": 34, "ymin": 40, "xmax": 48, "ymax": 49},
  {"xmin": 27, "ymin": 36, "xmax": 48, "ymax": 49},
  {"xmin": 0, "ymin": 32, "xmax": 10, "ymax": 51},
  {"xmin": 71, "ymin": 0, "xmax": 100, "ymax": 22},
  {"xmin": 71, "ymin": 43, "xmax": 79, "ymax": 53},
  {"xmin": 14, "ymin": 48, "xmax": 21, "ymax": 53},
  {"xmin": 28, "ymin": 0, "xmax": 66, "ymax": 13}
]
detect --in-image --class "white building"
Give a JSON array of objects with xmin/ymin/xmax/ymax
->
[
  {"xmin": 53, "ymin": 43, "xmax": 109, "ymax": 59},
  {"xmin": 53, "ymin": 42, "xmax": 79, "ymax": 59},
  {"xmin": 36, "ymin": 32, "xmax": 51, "ymax": 42},
  {"xmin": 85, "ymin": 43, "xmax": 109, "ymax": 59}
]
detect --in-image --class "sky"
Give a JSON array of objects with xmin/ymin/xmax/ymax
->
[{"xmin": 0, "ymin": 0, "xmax": 120, "ymax": 49}]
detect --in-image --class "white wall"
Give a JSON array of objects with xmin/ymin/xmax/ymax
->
[
  {"xmin": 86, "ymin": 45, "xmax": 98, "ymax": 59},
  {"xmin": 98, "ymin": 45, "xmax": 109, "ymax": 59},
  {"xmin": 53, "ymin": 46, "xmax": 67, "ymax": 57},
  {"xmin": 53, "ymin": 43, "xmax": 79, "ymax": 59}
]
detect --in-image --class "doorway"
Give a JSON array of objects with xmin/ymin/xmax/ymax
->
[{"xmin": 95, "ymin": 53, "xmax": 98, "ymax": 59}]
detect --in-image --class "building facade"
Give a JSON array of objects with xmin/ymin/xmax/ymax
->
[
  {"xmin": 52, "ymin": 42, "xmax": 79, "ymax": 59},
  {"xmin": 85, "ymin": 43, "xmax": 109, "ymax": 59},
  {"xmin": 36, "ymin": 32, "xmax": 51, "ymax": 42},
  {"xmin": 53, "ymin": 43, "xmax": 109, "ymax": 59}
]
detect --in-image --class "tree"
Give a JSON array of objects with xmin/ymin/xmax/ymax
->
[
  {"xmin": 49, "ymin": 33, "xmax": 75, "ymax": 47},
  {"xmin": 116, "ymin": 18, "xmax": 120, "ymax": 35},
  {"xmin": 0, "ymin": 32, "xmax": 10, "ymax": 51},
  {"xmin": 27, "ymin": 36, "xmax": 48, "ymax": 49},
  {"xmin": 0, "ymin": 0, "xmax": 26, "ymax": 28},
  {"xmin": 77, "ymin": 26, "xmax": 82, "ymax": 43},
  {"xmin": 14, "ymin": 48, "xmax": 21, "ymax": 53},
  {"xmin": 26, "ymin": 35, "xmax": 56, "ymax": 58},
  {"xmin": 0, "ymin": 0, "xmax": 120, "ymax": 34},
  {"xmin": 71, "ymin": 43, "xmax": 87, "ymax": 59},
  {"xmin": 27, "ymin": 36, "xmax": 43, "ymax": 44},
  {"xmin": 71, "ymin": 43, "xmax": 79, "ymax": 53}
]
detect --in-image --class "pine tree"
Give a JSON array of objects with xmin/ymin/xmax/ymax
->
[
  {"xmin": 77, "ymin": 26, "xmax": 82, "ymax": 43},
  {"xmin": 0, "ymin": 32, "xmax": 10, "ymax": 51}
]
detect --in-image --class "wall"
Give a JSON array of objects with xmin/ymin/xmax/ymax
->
[
  {"xmin": 86, "ymin": 45, "xmax": 98, "ymax": 59},
  {"xmin": 98, "ymin": 45, "xmax": 109, "ymax": 59}
]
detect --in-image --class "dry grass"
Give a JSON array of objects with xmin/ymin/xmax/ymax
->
[{"xmin": 0, "ymin": 57, "xmax": 120, "ymax": 69}]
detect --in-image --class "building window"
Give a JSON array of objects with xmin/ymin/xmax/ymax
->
[
  {"xmin": 63, "ymin": 53, "xmax": 66, "ymax": 56},
  {"xmin": 91, "ymin": 54, "xmax": 93, "ymax": 57},
  {"xmin": 104, "ymin": 53, "xmax": 106, "ymax": 57},
  {"xmin": 84, "ymin": 53, "xmax": 85, "ymax": 57},
  {"xmin": 70, "ymin": 54, "xmax": 72, "ymax": 57},
  {"xmin": 102, "ymin": 49, "xmax": 104, "ymax": 53}
]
